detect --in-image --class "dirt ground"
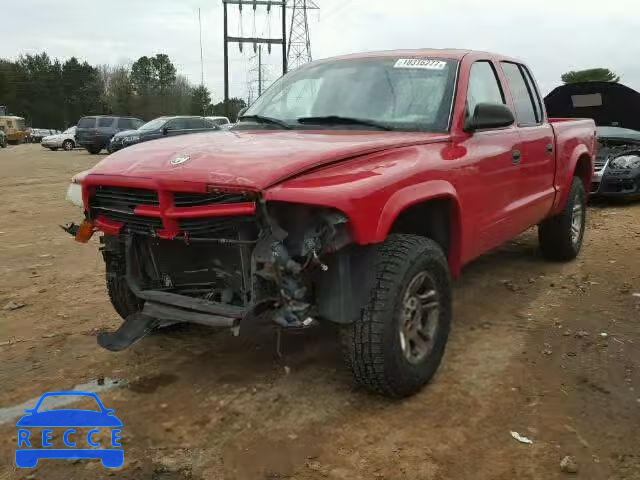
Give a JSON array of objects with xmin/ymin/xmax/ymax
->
[{"xmin": 0, "ymin": 144, "xmax": 639, "ymax": 480}]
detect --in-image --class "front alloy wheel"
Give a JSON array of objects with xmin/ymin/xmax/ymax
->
[
  {"xmin": 341, "ymin": 234, "xmax": 452, "ymax": 398},
  {"xmin": 399, "ymin": 271, "xmax": 440, "ymax": 364}
]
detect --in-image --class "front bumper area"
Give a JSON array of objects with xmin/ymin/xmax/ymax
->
[
  {"xmin": 76, "ymin": 180, "xmax": 351, "ymax": 350},
  {"xmin": 592, "ymin": 167, "xmax": 640, "ymax": 197}
]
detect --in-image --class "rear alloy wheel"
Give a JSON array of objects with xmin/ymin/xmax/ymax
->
[
  {"xmin": 538, "ymin": 177, "xmax": 586, "ymax": 261},
  {"xmin": 341, "ymin": 234, "xmax": 452, "ymax": 398},
  {"xmin": 62, "ymin": 139, "xmax": 74, "ymax": 151}
]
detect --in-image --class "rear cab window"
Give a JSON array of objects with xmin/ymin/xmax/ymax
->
[
  {"xmin": 501, "ymin": 62, "xmax": 541, "ymax": 126},
  {"xmin": 77, "ymin": 117, "xmax": 96, "ymax": 128}
]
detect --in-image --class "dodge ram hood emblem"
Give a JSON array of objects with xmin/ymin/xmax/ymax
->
[{"xmin": 170, "ymin": 153, "xmax": 190, "ymax": 166}]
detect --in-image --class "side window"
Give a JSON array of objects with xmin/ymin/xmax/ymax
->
[
  {"xmin": 167, "ymin": 118, "xmax": 188, "ymax": 130},
  {"xmin": 97, "ymin": 117, "xmax": 115, "ymax": 128},
  {"xmin": 203, "ymin": 119, "xmax": 216, "ymax": 128},
  {"xmin": 186, "ymin": 118, "xmax": 205, "ymax": 129},
  {"xmin": 134, "ymin": 119, "xmax": 145, "ymax": 129},
  {"xmin": 77, "ymin": 117, "xmax": 95, "ymax": 128},
  {"xmin": 466, "ymin": 61, "xmax": 505, "ymax": 118},
  {"xmin": 521, "ymin": 66, "xmax": 544, "ymax": 123},
  {"xmin": 501, "ymin": 62, "xmax": 538, "ymax": 126},
  {"xmin": 118, "ymin": 118, "xmax": 135, "ymax": 130}
]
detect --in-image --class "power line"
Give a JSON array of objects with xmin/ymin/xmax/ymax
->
[{"xmin": 222, "ymin": 0, "xmax": 288, "ymax": 110}]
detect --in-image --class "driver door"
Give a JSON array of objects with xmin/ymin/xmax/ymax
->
[{"xmin": 460, "ymin": 60, "xmax": 524, "ymax": 259}]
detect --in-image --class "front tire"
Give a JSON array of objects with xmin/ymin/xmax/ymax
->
[
  {"xmin": 87, "ymin": 146, "xmax": 102, "ymax": 155},
  {"xmin": 341, "ymin": 234, "xmax": 452, "ymax": 398},
  {"xmin": 62, "ymin": 139, "xmax": 74, "ymax": 151},
  {"xmin": 102, "ymin": 240, "xmax": 144, "ymax": 320},
  {"xmin": 538, "ymin": 177, "xmax": 586, "ymax": 261}
]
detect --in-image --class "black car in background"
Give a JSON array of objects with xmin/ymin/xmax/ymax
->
[
  {"xmin": 108, "ymin": 116, "xmax": 219, "ymax": 152},
  {"xmin": 76, "ymin": 116, "xmax": 144, "ymax": 154},
  {"xmin": 545, "ymin": 81, "xmax": 640, "ymax": 198}
]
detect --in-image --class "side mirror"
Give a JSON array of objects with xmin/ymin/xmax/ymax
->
[
  {"xmin": 237, "ymin": 107, "xmax": 248, "ymax": 118},
  {"xmin": 464, "ymin": 103, "xmax": 515, "ymax": 132},
  {"xmin": 162, "ymin": 127, "xmax": 169, "ymax": 135}
]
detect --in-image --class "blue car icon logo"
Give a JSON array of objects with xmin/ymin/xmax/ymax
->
[{"xmin": 15, "ymin": 391, "xmax": 123, "ymax": 468}]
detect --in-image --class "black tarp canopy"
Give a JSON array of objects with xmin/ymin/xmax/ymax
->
[{"xmin": 544, "ymin": 81, "xmax": 640, "ymax": 131}]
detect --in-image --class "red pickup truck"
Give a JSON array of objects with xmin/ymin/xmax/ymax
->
[{"xmin": 70, "ymin": 49, "xmax": 596, "ymax": 397}]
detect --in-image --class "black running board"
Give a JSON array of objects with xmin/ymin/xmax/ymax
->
[{"xmin": 97, "ymin": 312, "xmax": 160, "ymax": 352}]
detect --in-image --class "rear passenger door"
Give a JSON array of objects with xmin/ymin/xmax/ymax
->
[
  {"xmin": 500, "ymin": 62, "xmax": 556, "ymax": 228},
  {"xmin": 96, "ymin": 117, "xmax": 116, "ymax": 144},
  {"xmin": 462, "ymin": 60, "xmax": 524, "ymax": 258}
]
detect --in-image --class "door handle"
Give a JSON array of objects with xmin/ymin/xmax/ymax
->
[
  {"xmin": 512, "ymin": 149, "xmax": 522, "ymax": 165},
  {"xmin": 546, "ymin": 143, "xmax": 554, "ymax": 154}
]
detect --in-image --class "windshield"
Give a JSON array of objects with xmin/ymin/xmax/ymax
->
[
  {"xmin": 597, "ymin": 126, "xmax": 640, "ymax": 140},
  {"xmin": 63, "ymin": 127, "xmax": 75, "ymax": 134},
  {"xmin": 244, "ymin": 57, "xmax": 458, "ymax": 132},
  {"xmin": 139, "ymin": 117, "xmax": 168, "ymax": 131}
]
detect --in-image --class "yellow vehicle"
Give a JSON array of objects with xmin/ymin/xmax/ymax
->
[{"xmin": 0, "ymin": 116, "xmax": 27, "ymax": 144}]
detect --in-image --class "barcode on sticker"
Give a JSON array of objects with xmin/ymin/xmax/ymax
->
[{"xmin": 394, "ymin": 59, "xmax": 447, "ymax": 70}]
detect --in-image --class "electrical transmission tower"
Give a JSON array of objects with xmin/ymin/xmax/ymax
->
[
  {"xmin": 247, "ymin": 45, "xmax": 268, "ymax": 105},
  {"xmin": 287, "ymin": 0, "xmax": 319, "ymax": 70}
]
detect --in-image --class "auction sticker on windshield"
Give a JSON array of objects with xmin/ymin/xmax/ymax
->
[{"xmin": 394, "ymin": 58, "xmax": 447, "ymax": 70}]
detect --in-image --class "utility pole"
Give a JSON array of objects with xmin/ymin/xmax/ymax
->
[
  {"xmin": 287, "ymin": 0, "xmax": 318, "ymax": 70},
  {"xmin": 199, "ymin": 8, "xmax": 204, "ymax": 86},
  {"xmin": 222, "ymin": 0, "xmax": 287, "ymax": 115},
  {"xmin": 258, "ymin": 45, "xmax": 263, "ymax": 96}
]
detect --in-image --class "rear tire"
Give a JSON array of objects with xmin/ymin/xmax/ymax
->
[
  {"xmin": 538, "ymin": 177, "xmax": 586, "ymax": 261},
  {"xmin": 62, "ymin": 139, "xmax": 74, "ymax": 151},
  {"xmin": 340, "ymin": 234, "xmax": 452, "ymax": 398},
  {"xmin": 87, "ymin": 146, "xmax": 102, "ymax": 155}
]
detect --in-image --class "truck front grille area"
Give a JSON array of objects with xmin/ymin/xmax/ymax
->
[
  {"xmin": 89, "ymin": 186, "xmax": 256, "ymax": 238},
  {"xmin": 93, "ymin": 186, "xmax": 159, "ymax": 209},
  {"xmin": 178, "ymin": 217, "xmax": 256, "ymax": 238},
  {"xmin": 173, "ymin": 191, "xmax": 250, "ymax": 207}
]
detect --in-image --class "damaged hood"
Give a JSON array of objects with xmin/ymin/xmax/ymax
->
[
  {"xmin": 544, "ymin": 81, "xmax": 640, "ymax": 131},
  {"xmin": 86, "ymin": 129, "xmax": 449, "ymax": 190}
]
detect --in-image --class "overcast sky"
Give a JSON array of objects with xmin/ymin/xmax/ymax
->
[{"xmin": 3, "ymin": 0, "xmax": 639, "ymax": 103}]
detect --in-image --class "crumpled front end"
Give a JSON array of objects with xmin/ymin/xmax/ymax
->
[{"xmin": 70, "ymin": 179, "xmax": 353, "ymax": 350}]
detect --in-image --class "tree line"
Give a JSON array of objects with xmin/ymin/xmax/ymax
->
[{"xmin": 0, "ymin": 52, "xmax": 246, "ymax": 129}]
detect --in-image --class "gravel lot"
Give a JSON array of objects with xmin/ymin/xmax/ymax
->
[{"xmin": 1, "ymin": 144, "xmax": 639, "ymax": 480}]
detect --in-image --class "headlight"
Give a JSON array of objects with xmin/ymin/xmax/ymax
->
[
  {"xmin": 609, "ymin": 155, "xmax": 640, "ymax": 169},
  {"xmin": 66, "ymin": 182, "xmax": 83, "ymax": 208}
]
